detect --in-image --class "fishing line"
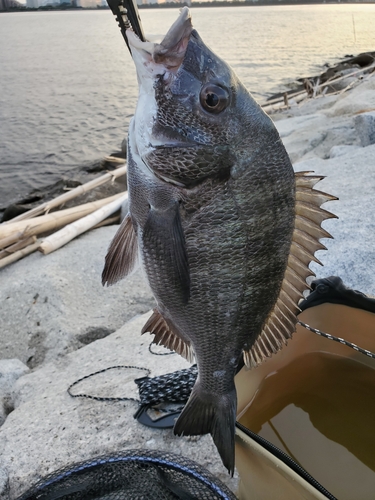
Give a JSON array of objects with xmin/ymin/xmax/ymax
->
[
  {"xmin": 148, "ymin": 341, "xmax": 175, "ymax": 356},
  {"xmin": 297, "ymin": 320, "xmax": 375, "ymax": 359},
  {"xmin": 67, "ymin": 365, "xmax": 150, "ymax": 403},
  {"xmin": 68, "ymin": 321, "xmax": 375, "ymax": 404}
]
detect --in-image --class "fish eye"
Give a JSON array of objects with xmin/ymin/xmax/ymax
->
[{"xmin": 200, "ymin": 84, "xmax": 229, "ymax": 114}]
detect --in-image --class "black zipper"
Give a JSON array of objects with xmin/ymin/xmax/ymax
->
[{"xmin": 235, "ymin": 422, "xmax": 337, "ymax": 500}]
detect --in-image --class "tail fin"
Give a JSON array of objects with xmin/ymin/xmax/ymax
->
[{"xmin": 173, "ymin": 384, "xmax": 236, "ymax": 475}]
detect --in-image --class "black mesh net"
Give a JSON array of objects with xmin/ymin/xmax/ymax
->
[
  {"xmin": 135, "ymin": 365, "xmax": 198, "ymax": 406},
  {"xmin": 17, "ymin": 449, "xmax": 237, "ymax": 500}
]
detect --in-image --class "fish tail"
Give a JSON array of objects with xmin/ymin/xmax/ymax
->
[{"xmin": 173, "ymin": 383, "xmax": 236, "ymax": 475}]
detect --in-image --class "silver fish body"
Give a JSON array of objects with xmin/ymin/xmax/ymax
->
[{"xmin": 103, "ymin": 8, "xmax": 336, "ymax": 474}]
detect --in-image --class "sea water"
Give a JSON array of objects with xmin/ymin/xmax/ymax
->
[
  {"xmin": 0, "ymin": 5, "xmax": 375, "ymax": 207},
  {"xmin": 238, "ymin": 351, "xmax": 375, "ymax": 499}
]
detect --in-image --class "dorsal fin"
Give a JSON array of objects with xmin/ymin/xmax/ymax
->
[
  {"xmin": 142, "ymin": 309, "xmax": 195, "ymax": 363},
  {"xmin": 243, "ymin": 171, "xmax": 338, "ymax": 369},
  {"xmin": 102, "ymin": 213, "xmax": 138, "ymax": 286}
]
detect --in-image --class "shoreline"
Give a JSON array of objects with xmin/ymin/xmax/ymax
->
[
  {"xmin": 2, "ymin": 49, "xmax": 374, "ymax": 224},
  {"xmin": 3, "ymin": 2, "xmax": 375, "ymax": 13}
]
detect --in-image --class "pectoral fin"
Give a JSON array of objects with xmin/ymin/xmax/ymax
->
[
  {"xmin": 102, "ymin": 213, "xmax": 138, "ymax": 286},
  {"xmin": 143, "ymin": 201, "xmax": 190, "ymax": 303}
]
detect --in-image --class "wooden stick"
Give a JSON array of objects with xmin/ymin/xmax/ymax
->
[
  {"xmin": 261, "ymin": 88, "xmax": 307, "ymax": 108},
  {"xmin": 0, "ymin": 240, "xmax": 41, "ymax": 270},
  {"xmin": 262, "ymin": 90, "xmax": 308, "ymax": 113},
  {"xmin": 339, "ymin": 79, "xmax": 357, "ymax": 95},
  {"xmin": 260, "ymin": 63, "xmax": 375, "ymax": 108},
  {"xmin": 0, "ymin": 194, "xmax": 124, "ymax": 241},
  {"xmin": 0, "ymin": 236, "xmax": 37, "ymax": 260},
  {"xmin": 0, "ymin": 231, "xmax": 28, "ymax": 251},
  {"xmin": 92, "ymin": 214, "xmax": 121, "ymax": 230},
  {"xmin": 312, "ymin": 77, "xmax": 321, "ymax": 99},
  {"xmin": 102, "ymin": 156, "xmax": 126, "ymax": 164},
  {"xmin": 39, "ymin": 194, "xmax": 128, "ymax": 255},
  {"xmin": 2, "ymin": 165, "xmax": 127, "ymax": 224}
]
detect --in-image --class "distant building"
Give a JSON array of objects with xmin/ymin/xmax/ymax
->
[
  {"xmin": 0, "ymin": 0, "xmax": 23, "ymax": 9},
  {"xmin": 78, "ymin": 0, "xmax": 99, "ymax": 6},
  {"xmin": 26, "ymin": 0, "xmax": 39, "ymax": 7}
]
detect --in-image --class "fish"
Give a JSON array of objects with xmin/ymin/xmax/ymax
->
[{"xmin": 102, "ymin": 7, "xmax": 337, "ymax": 475}]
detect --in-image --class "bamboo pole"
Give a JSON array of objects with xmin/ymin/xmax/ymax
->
[
  {"xmin": 263, "ymin": 91, "xmax": 308, "ymax": 113},
  {"xmin": 3, "ymin": 165, "xmax": 127, "ymax": 224},
  {"xmin": 260, "ymin": 63, "xmax": 375, "ymax": 109},
  {"xmin": 0, "ymin": 193, "xmax": 124, "ymax": 241},
  {"xmin": 92, "ymin": 214, "xmax": 121, "ymax": 230},
  {"xmin": 102, "ymin": 156, "xmax": 126, "ymax": 164},
  {"xmin": 0, "ymin": 231, "xmax": 29, "ymax": 251},
  {"xmin": 39, "ymin": 193, "xmax": 128, "ymax": 255},
  {"xmin": 0, "ymin": 240, "xmax": 41, "ymax": 270},
  {"xmin": 0, "ymin": 236, "xmax": 37, "ymax": 260}
]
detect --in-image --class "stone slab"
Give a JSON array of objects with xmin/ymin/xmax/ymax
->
[
  {"xmin": 0, "ymin": 226, "xmax": 154, "ymax": 368},
  {"xmin": 0, "ymin": 313, "xmax": 238, "ymax": 499},
  {"xmin": 295, "ymin": 143, "xmax": 375, "ymax": 294}
]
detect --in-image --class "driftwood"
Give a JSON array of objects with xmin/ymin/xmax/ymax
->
[
  {"xmin": 39, "ymin": 193, "xmax": 128, "ymax": 255},
  {"xmin": 0, "ymin": 240, "xmax": 41, "ymax": 270},
  {"xmin": 0, "ymin": 236, "xmax": 37, "ymax": 260},
  {"xmin": 261, "ymin": 63, "xmax": 375, "ymax": 113},
  {"xmin": 102, "ymin": 155, "xmax": 126, "ymax": 164},
  {"xmin": 92, "ymin": 213, "xmax": 121, "ymax": 230},
  {"xmin": 0, "ymin": 232, "xmax": 30, "ymax": 251},
  {"xmin": 4, "ymin": 165, "xmax": 127, "ymax": 224},
  {"xmin": 0, "ymin": 194, "xmax": 124, "ymax": 241}
]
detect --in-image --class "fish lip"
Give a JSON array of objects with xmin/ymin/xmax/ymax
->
[{"xmin": 126, "ymin": 7, "xmax": 193, "ymax": 70}]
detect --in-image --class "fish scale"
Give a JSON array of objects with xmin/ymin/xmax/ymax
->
[{"xmin": 102, "ymin": 7, "xmax": 337, "ymax": 475}]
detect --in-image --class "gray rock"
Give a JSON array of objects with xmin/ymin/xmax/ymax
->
[
  {"xmin": 275, "ymin": 113, "xmax": 324, "ymax": 139},
  {"xmin": 0, "ymin": 359, "xmax": 29, "ymax": 427},
  {"xmin": 329, "ymin": 145, "xmax": 361, "ymax": 158},
  {"xmin": 0, "ymin": 313, "xmax": 238, "ymax": 499},
  {"xmin": 354, "ymin": 111, "xmax": 375, "ymax": 147},
  {"xmin": 0, "ymin": 226, "xmax": 154, "ymax": 368},
  {"xmin": 0, "ymin": 467, "xmax": 8, "ymax": 500},
  {"xmin": 324, "ymin": 78, "xmax": 375, "ymax": 118},
  {"xmin": 275, "ymin": 113, "xmax": 357, "ymax": 163},
  {"xmin": 295, "ymin": 143, "xmax": 375, "ymax": 294}
]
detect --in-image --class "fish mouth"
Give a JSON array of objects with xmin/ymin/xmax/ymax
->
[{"xmin": 126, "ymin": 7, "xmax": 193, "ymax": 71}]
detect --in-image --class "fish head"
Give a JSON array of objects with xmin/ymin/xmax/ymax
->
[{"xmin": 127, "ymin": 7, "xmax": 274, "ymax": 188}]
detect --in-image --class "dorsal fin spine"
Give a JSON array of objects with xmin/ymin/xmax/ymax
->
[{"xmin": 243, "ymin": 172, "xmax": 337, "ymax": 369}]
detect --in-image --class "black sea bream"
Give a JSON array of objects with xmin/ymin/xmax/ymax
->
[{"xmin": 103, "ymin": 7, "xmax": 336, "ymax": 474}]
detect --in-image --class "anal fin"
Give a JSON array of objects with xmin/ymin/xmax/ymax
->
[
  {"xmin": 142, "ymin": 309, "xmax": 194, "ymax": 363},
  {"xmin": 102, "ymin": 213, "xmax": 138, "ymax": 286}
]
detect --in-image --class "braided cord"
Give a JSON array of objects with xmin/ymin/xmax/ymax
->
[
  {"xmin": 148, "ymin": 342, "xmax": 175, "ymax": 356},
  {"xmin": 297, "ymin": 320, "xmax": 375, "ymax": 360},
  {"xmin": 67, "ymin": 365, "xmax": 150, "ymax": 403}
]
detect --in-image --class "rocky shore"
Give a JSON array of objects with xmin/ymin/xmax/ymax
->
[{"xmin": 1, "ymin": 66, "xmax": 375, "ymax": 499}]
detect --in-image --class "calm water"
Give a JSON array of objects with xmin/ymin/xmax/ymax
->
[
  {"xmin": 239, "ymin": 352, "xmax": 375, "ymax": 499},
  {"xmin": 1, "ymin": 5, "xmax": 375, "ymax": 207}
]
